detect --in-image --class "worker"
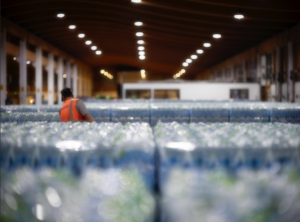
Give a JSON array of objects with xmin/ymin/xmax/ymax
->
[{"xmin": 59, "ymin": 87, "xmax": 95, "ymax": 123}]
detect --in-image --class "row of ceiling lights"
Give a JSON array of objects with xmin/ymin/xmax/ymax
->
[
  {"xmin": 135, "ymin": 20, "xmax": 146, "ymax": 60},
  {"xmin": 176, "ymin": 34, "xmax": 222, "ymax": 78},
  {"xmin": 130, "ymin": 0, "xmax": 245, "ymax": 79},
  {"xmin": 130, "ymin": 1, "xmax": 245, "ymax": 20},
  {"xmin": 173, "ymin": 69, "xmax": 186, "ymax": 79},
  {"xmin": 100, "ymin": 70, "xmax": 113, "ymax": 79},
  {"xmin": 132, "ymin": 2, "xmax": 146, "ymax": 79},
  {"xmin": 57, "ymin": 13, "xmax": 102, "ymax": 55},
  {"xmin": 177, "ymin": 33, "xmax": 223, "ymax": 78}
]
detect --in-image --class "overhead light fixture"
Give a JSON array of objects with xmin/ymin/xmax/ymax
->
[
  {"xmin": 69, "ymin": 25, "xmax": 76, "ymax": 29},
  {"xmin": 234, "ymin": 14, "xmax": 244, "ymax": 19},
  {"xmin": 131, "ymin": 0, "xmax": 141, "ymax": 3},
  {"xmin": 138, "ymin": 46, "xmax": 145, "ymax": 51},
  {"xmin": 141, "ymin": 69, "xmax": 146, "ymax": 79},
  {"xmin": 57, "ymin": 13, "xmax": 65, "ymax": 18},
  {"xmin": 13, "ymin": 57, "xmax": 17, "ymax": 60},
  {"xmin": 213, "ymin": 34, "xmax": 221, "ymax": 39},
  {"xmin": 78, "ymin": 33, "xmax": 85, "ymax": 38},
  {"xmin": 181, "ymin": 69, "xmax": 186, "ymax": 73},
  {"xmin": 63, "ymin": 74, "xmax": 67, "ymax": 78},
  {"xmin": 85, "ymin": 40, "xmax": 92, "ymax": 45},
  {"xmin": 203, "ymin": 43, "xmax": 211, "ymax": 47},
  {"xmin": 136, "ymin": 32, "xmax": 144, "ymax": 37},
  {"xmin": 191, "ymin": 55, "xmax": 197, "ymax": 59},
  {"xmin": 91, "ymin": 46, "xmax": 97, "ymax": 50},
  {"xmin": 26, "ymin": 61, "xmax": 31, "ymax": 64},
  {"xmin": 183, "ymin": 62, "xmax": 188, "ymax": 67},
  {"xmin": 134, "ymin": 21, "xmax": 143, "ymax": 26},
  {"xmin": 96, "ymin": 50, "xmax": 102, "ymax": 55},
  {"xmin": 139, "ymin": 51, "xmax": 145, "ymax": 56},
  {"xmin": 100, "ymin": 70, "xmax": 105, "ymax": 74},
  {"xmin": 186, "ymin": 59, "xmax": 192, "ymax": 63},
  {"xmin": 139, "ymin": 55, "xmax": 145, "ymax": 60},
  {"xmin": 137, "ymin": 40, "xmax": 144, "ymax": 44},
  {"xmin": 197, "ymin": 49, "xmax": 204, "ymax": 54}
]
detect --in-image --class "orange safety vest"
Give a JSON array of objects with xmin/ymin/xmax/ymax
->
[{"xmin": 59, "ymin": 98, "xmax": 85, "ymax": 122}]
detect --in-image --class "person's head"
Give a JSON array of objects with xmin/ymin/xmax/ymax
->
[{"xmin": 61, "ymin": 88, "xmax": 74, "ymax": 101}]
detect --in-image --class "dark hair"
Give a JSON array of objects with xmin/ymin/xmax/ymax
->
[{"xmin": 61, "ymin": 88, "xmax": 74, "ymax": 98}]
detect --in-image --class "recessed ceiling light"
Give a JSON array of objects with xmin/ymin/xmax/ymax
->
[
  {"xmin": 26, "ymin": 61, "xmax": 31, "ymax": 64},
  {"xmin": 63, "ymin": 74, "xmax": 67, "ymax": 78},
  {"xmin": 85, "ymin": 40, "xmax": 92, "ymax": 45},
  {"xmin": 96, "ymin": 50, "xmax": 102, "ymax": 55},
  {"xmin": 57, "ymin": 13, "xmax": 65, "ymax": 18},
  {"xmin": 131, "ymin": 0, "xmax": 141, "ymax": 3},
  {"xmin": 139, "ymin": 51, "xmax": 145, "ymax": 56},
  {"xmin": 134, "ymin": 21, "xmax": 143, "ymax": 26},
  {"xmin": 203, "ymin": 43, "xmax": 211, "ymax": 47},
  {"xmin": 183, "ymin": 62, "xmax": 188, "ymax": 67},
  {"xmin": 69, "ymin": 25, "xmax": 76, "ymax": 29},
  {"xmin": 197, "ymin": 49, "xmax": 204, "ymax": 54},
  {"xmin": 139, "ymin": 55, "xmax": 145, "ymax": 60},
  {"xmin": 141, "ymin": 69, "xmax": 145, "ymax": 74},
  {"xmin": 137, "ymin": 40, "xmax": 144, "ymax": 44},
  {"xmin": 136, "ymin": 32, "xmax": 144, "ymax": 37},
  {"xmin": 191, "ymin": 55, "xmax": 197, "ymax": 59},
  {"xmin": 100, "ymin": 70, "xmax": 105, "ymax": 74},
  {"xmin": 186, "ymin": 59, "xmax": 192, "ymax": 63},
  {"xmin": 78, "ymin": 33, "xmax": 85, "ymax": 38},
  {"xmin": 213, "ymin": 34, "xmax": 221, "ymax": 39},
  {"xmin": 234, "ymin": 14, "xmax": 244, "ymax": 19},
  {"xmin": 138, "ymin": 46, "xmax": 145, "ymax": 51},
  {"xmin": 181, "ymin": 69, "xmax": 186, "ymax": 73},
  {"xmin": 91, "ymin": 46, "xmax": 97, "ymax": 50},
  {"xmin": 13, "ymin": 57, "xmax": 17, "ymax": 60}
]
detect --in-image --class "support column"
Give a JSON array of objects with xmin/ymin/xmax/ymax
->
[
  {"xmin": 242, "ymin": 60, "xmax": 247, "ymax": 82},
  {"xmin": 222, "ymin": 69, "xmax": 226, "ymax": 82},
  {"xmin": 72, "ymin": 65, "xmax": 78, "ymax": 98},
  {"xmin": 256, "ymin": 55, "xmax": 261, "ymax": 83},
  {"xmin": 19, "ymin": 39, "xmax": 27, "ymax": 104},
  {"xmin": 276, "ymin": 47, "xmax": 281, "ymax": 101},
  {"xmin": 230, "ymin": 65, "xmax": 235, "ymax": 82},
  {"xmin": 33, "ymin": 47, "xmax": 42, "ymax": 105},
  {"xmin": 0, "ymin": 30, "xmax": 7, "ymax": 105},
  {"xmin": 287, "ymin": 42, "xmax": 293, "ymax": 102},
  {"xmin": 47, "ymin": 53, "xmax": 54, "ymax": 105},
  {"xmin": 66, "ymin": 61, "xmax": 71, "ymax": 88},
  {"xmin": 57, "ymin": 58, "xmax": 63, "ymax": 104}
]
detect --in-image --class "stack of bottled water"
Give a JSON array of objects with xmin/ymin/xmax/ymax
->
[
  {"xmin": 1, "ymin": 122, "xmax": 155, "ymax": 186},
  {"xmin": 161, "ymin": 167, "xmax": 300, "ymax": 222},
  {"xmin": 155, "ymin": 121, "xmax": 300, "ymax": 183},
  {"xmin": 1, "ymin": 101, "xmax": 300, "ymax": 124},
  {"xmin": 190, "ymin": 102, "xmax": 230, "ymax": 123},
  {"xmin": 111, "ymin": 102, "xmax": 150, "ymax": 124},
  {"xmin": 0, "ymin": 112, "xmax": 61, "ymax": 123},
  {"xmin": 87, "ymin": 104, "xmax": 111, "ymax": 123},
  {"xmin": 113, "ymin": 122, "xmax": 155, "ymax": 188},
  {"xmin": 1, "ymin": 167, "xmax": 155, "ymax": 222},
  {"xmin": 150, "ymin": 102, "xmax": 190, "ymax": 126}
]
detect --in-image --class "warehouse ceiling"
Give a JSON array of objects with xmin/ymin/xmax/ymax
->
[{"xmin": 1, "ymin": 0, "xmax": 300, "ymax": 78}]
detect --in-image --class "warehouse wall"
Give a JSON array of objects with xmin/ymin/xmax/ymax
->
[{"xmin": 195, "ymin": 24, "xmax": 300, "ymax": 102}]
